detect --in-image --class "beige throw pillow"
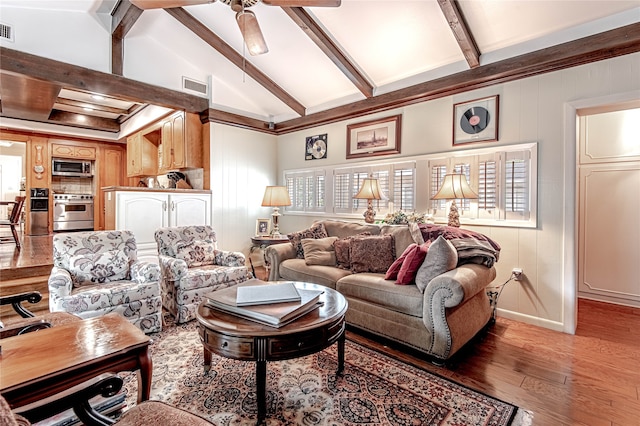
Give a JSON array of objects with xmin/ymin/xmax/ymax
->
[
  {"xmin": 302, "ymin": 237, "xmax": 338, "ymax": 266},
  {"xmin": 415, "ymin": 235, "xmax": 458, "ymax": 293}
]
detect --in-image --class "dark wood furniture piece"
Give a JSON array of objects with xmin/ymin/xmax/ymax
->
[
  {"xmin": 0, "ymin": 290, "xmax": 80, "ymax": 339},
  {"xmin": 0, "ymin": 196, "xmax": 26, "ymax": 250},
  {"xmin": 249, "ymin": 236, "xmax": 290, "ymax": 277},
  {"xmin": 196, "ymin": 282, "xmax": 347, "ymax": 425},
  {"xmin": 0, "ymin": 313, "xmax": 152, "ymax": 409}
]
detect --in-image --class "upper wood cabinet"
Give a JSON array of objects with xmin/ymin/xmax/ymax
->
[
  {"xmin": 126, "ymin": 131, "xmax": 157, "ymax": 177},
  {"xmin": 51, "ymin": 142, "xmax": 96, "ymax": 160},
  {"xmin": 158, "ymin": 111, "xmax": 202, "ymax": 174},
  {"xmin": 96, "ymin": 145, "xmax": 126, "ymax": 231}
]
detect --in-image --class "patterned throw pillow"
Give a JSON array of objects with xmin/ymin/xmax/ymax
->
[
  {"xmin": 334, "ymin": 232, "xmax": 372, "ymax": 270},
  {"xmin": 288, "ymin": 222, "xmax": 329, "ymax": 259},
  {"xmin": 396, "ymin": 241, "xmax": 431, "ymax": 285},
  {"xmin": 415, "ymin": 235, "xmax": 458, "ymax": 293},
  {"xmin": 68, "ymin": 249, "xmax": 130, "ymax": 287},
  {"xmin": 175, "ymin": 239, "xmax": 217, "ymax": 267},
  {"xmin": 349, "ymin": 234, "xmax": 396, "ymax": 274},
  {"xmin": 301, "ymin": 237, "xmax": 338, "ymax": 266}
]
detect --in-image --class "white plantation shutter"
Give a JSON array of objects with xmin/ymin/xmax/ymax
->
[
  {"xmin": 504, "ymin": 150, "xmax": 530, "ymax": 220},
  {"xmin": 452, "ymin": 162, "xmax": 472, "ymax": 211},
  {"xmin": 477, "ymin": 154, "xmax": 498, "ymax": 220},
  {"xmin": 392, "ymin": 164, "xmax": 415, "ymax": 211},
  {"xmin": 430, "ymin": 163, "xmax": 447, "ymax": 212},
  {"xmin": 284, "ymin": 170, "xmax": 325, "ymax": 213}
]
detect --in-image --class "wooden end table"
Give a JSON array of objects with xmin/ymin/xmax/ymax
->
[
  {"xmin": 0, "ymin": 313, "xmax": 152, "ymax": 409},
  {"xmin": 196, "ymin": 282, "xmax": 347, "ymax": 425},
  {"xmin": 249, "ymin": 236, "xmax": 290, "ymax": 278}
]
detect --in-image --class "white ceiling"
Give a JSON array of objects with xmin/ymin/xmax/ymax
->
[{"xmin": 0, "ymin": 0, "xmax": 639, "ymax": 130}]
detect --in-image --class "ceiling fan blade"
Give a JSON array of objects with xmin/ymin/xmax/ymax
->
[
  {"xmin": 130, "ymin": 0, "xmax": 215, "ymax": 10},
  {"xmin": 236, "ymin": 10, "xmax": 269, "ymax": 56},
  {"xmin": 262, "ymin": 0, "xmax": 341, "ymax": 6}
]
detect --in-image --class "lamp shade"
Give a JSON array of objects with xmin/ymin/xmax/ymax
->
[
  {"xmin": 261, "ymin": 186, "xmax": 291, "ymax": 207},
  {"xmin": 431, "ymin": 173, "xmax": 478, "ymax": 200},
  {"xmin": 354, "ymin": 178, "xmax": 387, "ymax": 200}
]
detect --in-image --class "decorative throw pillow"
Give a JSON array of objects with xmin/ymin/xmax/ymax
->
[
  {"xmin": 175, "ymin": 239, "xmax": 217, "ymax": 267},
  {"xmin": 301, "ymin": 236, "xmax": 338, "ymax": 266},
  {"xmin": 288, "ymin": 222, "xmax": 329, "ymax": 259},
  {"xmin": 334, "ymin": 232, "xmax": 372, "ymax": 270},
  {"xmin": 396, "ymin": 241, "xmax": 431, "ymax": 285},
  {"xmin": 385, "ymin": 243, "xmax": 416, "ymax": 280},
  {"xmin": 68, "ymin": 249, "xmax": 130, "ymax": 287},
  {"xmin": 349, "ymin": 234, "xmax": 396, "ymax": 274},
  {"xmin": 415, "ymin": 235, "xmax": 458, "ymax": 293}
]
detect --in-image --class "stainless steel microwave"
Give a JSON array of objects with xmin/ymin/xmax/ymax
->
[{"xmin": 52, "ymin": 159, "xmax": 93, "ymax": 177}]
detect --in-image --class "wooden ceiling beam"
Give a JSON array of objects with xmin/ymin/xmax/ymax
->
[
  {"xmin": 0, "ymin": 47, "xmax": 209, "ymax": 113},
  {"xmin": 164, "ymin": 7, "xmax": 307, "ymax": 117},
  {"xmin": 282, "ymin": 7, "xmax": 374, "ymax": 98},
  {"xmin": 201, "ymin": 109, "xmax": 277, "ymax": 135},
  {"xmin": 274, "ymin": 22, "xmax": 640, "ymax": 134},
  {"xmin": 437, "ymin": 0, "xmax": 480, "ymax": 69},
  {"xmin": 48, "ymin": 110, "xmax": 121, "ymax": 133},
  {"xmin": 111, "ymin": 0, "xmax": 144, "ymax": 75},
  {"xmin": 55, "ymin": 98, "xmax": 131, "ymax": 115}
]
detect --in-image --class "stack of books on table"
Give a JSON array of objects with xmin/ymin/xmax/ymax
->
[{"xmin": 205, "ymin": 280, "xmax": 323, "ymax": 328}]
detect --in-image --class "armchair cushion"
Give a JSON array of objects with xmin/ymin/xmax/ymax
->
[
  {"xmin": 174, "ymin": 239, "xmax": 216, "ymax": 267},
  {"xmin": 68, "ymin": 249, "xmax": 130, "ymax": 287}
]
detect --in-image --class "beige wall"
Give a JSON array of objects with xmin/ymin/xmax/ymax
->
[{"xmin": 270, "ymin": 52, "xmax": 640, "ymax": 333}]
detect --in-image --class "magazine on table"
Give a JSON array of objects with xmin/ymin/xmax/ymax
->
[{"xmin": 205, "ymin": 281, "xmax": 324, "ymax": 328}]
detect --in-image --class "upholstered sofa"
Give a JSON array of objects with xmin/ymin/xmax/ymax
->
[
  {"xmin": 48, "ymin": 230, "xmax": 162, "ymax": 334},
  {"xmin": 154, "ymin": 225, "xmax": 251, "ymax": 323},
  {"xmin": 265, "ymin": 220, "xmax": 500, "ymax": 361}
]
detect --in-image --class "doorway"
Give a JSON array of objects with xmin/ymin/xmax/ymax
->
[
  {"xmin": 576, "ymin": 105, "xmax": 640, "ymax": 309},
  {"xmin": 0, "ymin": 140, "xmax": 26, "ymax": 220}
]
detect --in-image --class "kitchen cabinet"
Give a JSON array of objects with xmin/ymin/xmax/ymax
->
[
  {"xmin": 95, "ymin": 145, "xmax": 125, "ymax": 231},
  {"xmin": 158, "ymin": 111, "xmax": 202, "ymax": 173},
  {"xmin": 126, "ymin": 132, "xmax": 157, "ymax": 177},
  {"xmin": 51, "ymin": 143, "xmax": 96, "ymax": 160},
  {"xmin": 103, "ymin": 188, "xmax": 211, "ymax": 261}
]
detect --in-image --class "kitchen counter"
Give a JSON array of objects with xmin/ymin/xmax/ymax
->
[{"xmin": 101, "ymin": 186, "xmax": 211, "ymax": 194}]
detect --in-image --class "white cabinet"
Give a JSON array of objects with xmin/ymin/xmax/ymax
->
[{"xmin": 114, "ymin": 191, "xmax": 212, "ymax": 261}]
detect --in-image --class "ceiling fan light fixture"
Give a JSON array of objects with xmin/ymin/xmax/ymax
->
[
  {"xmin": 236, "ymin": 10, "xmax": 269, "ymax": 56},
  {"xmin": 230, "ymin": 0, "xmax": 243, "ymax": 12}
]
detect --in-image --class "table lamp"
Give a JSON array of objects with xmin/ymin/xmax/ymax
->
[
  {"xmin": 261, "ymin": 186, "xmax": 291, "ymax": 238},
  {"xmin": 431, "ymin": 173, "xmax": 478, "ymax": 227},
  {"xmin": 353, "ymin": 175, "xmax": 386, "ymax": 223}
]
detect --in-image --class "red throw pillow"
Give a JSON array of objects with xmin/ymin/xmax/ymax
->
[
  {"xmin": 385, "ymin": 243, "xmax": 416, "ymax": 280},
  {"xmin": 396, "ymin": 241, "xmax": 431, "ymax": 285}
]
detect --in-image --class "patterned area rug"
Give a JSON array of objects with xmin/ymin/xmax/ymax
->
[{"xmin": 121, "ymin": 318, "xmax": 530, "ymax": 425}]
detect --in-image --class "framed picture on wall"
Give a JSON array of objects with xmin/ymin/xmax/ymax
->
[
  {"xmin": 305, "ymin": 133, "xmax": 328, "ymax": 160},
  {"xmin": 346, "ymin": 114, "xmax": 402, "ymax": 159},
  {"xmin": 255, "ymin": 219, "xmax": 271, "ymax": 237},
  {"xmin": 453, "ymin": 95, "xmax": 499, "ymax": 145}
]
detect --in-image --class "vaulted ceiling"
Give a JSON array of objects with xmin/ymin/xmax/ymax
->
[{"xmin": 0, "ymin": 0, "xmax": 639, "ymax": 138}]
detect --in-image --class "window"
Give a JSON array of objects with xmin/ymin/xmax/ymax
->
[
  {"xmin": 283, "ymin": 142, "xmax": 536, "ymax": 228},
  {"xmin": 284, "ymin": 170, "xmax": 325, "ymax": 213}
]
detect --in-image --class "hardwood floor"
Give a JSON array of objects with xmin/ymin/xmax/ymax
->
[{"xmin": 3, "ymin": 236, "xmax": 639, "ymax": 425}]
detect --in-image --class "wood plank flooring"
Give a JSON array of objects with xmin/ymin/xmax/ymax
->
[{"xmin": 2, "ymin": 234, "xmax": 639, "ymax": 425}]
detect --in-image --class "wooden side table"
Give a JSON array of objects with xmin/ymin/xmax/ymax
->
[
  {"xmin": 249, "ymin": 236, "xmax": 290, "ymax": 278},
  {"xmin": 0, "ymin": 313, "xmax": 152, "ymax": 408}
]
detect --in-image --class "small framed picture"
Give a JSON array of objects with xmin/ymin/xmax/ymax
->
[
  {"xmin": 453, "ymin": 95, "xmax": 499, "ymax": 145},
  {"xmin": 255, "ymin": 218, "xmax": 271, "ymax": 236},
  {"xmin": 346, "ymin": 114, "xmax": 402, "ymax": 159},
  {"xmin": 306, "ymin": 134, "xmax": 328, "ymax": 160}
]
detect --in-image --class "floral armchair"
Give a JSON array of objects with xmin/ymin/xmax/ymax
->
[
  {"xmin": 48, "ymin": 230, "xmax": 162, "ymax": 334},
  {"xmin": 154, "ymin": 225, "xmax": 251, "ymax": 323}
]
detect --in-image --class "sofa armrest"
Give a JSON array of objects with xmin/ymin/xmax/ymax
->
[
  {"xmin": 215, "ymin": 250, "xmax": 246, "ymax": 267},
  {"xmin": 422, "ymin": 264, "xmax": 496, "ymax": 358},
  {"xmin": 130, "ymin": 260, "xmax": 161, "ymax": 283},
  {"xmin": 158, "ymin": 255, "xmax": 188, "ymax": 281},
  {"xmin": 264, "ymin": 243, "xmax": 296, "ymax": 281}
]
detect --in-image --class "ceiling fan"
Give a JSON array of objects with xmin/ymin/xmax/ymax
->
[{"xmin": 130, "ymin": 0, "xmax": 341, "ymax": 56}]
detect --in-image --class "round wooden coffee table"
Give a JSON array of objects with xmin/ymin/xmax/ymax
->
[{"xmin": 196, "ymin": 282, "xmax": 347, "ymax": 425}]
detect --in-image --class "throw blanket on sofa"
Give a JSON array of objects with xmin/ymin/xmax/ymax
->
[{"xmin": 418, "ymin": 224, "xmax": 501, "ymax": 268}]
